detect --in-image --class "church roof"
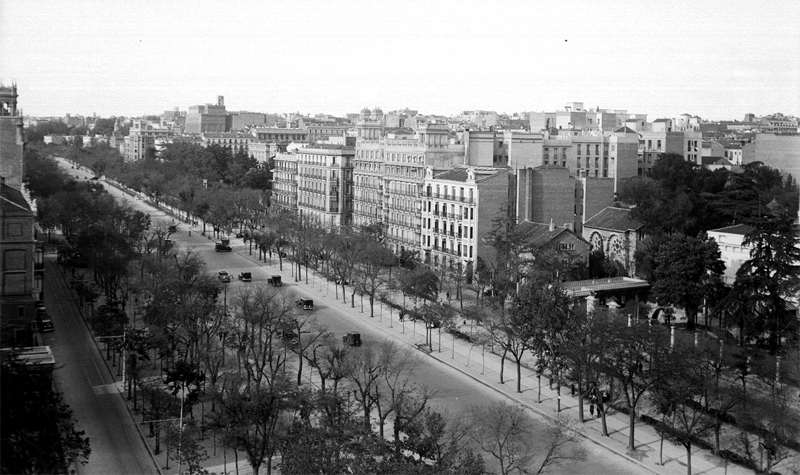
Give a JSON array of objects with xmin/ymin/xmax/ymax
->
[{"xmin": 584, "ymin": 207, "xmax": 642, "ymax": 232}]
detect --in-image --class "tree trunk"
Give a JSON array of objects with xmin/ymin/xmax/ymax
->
[
  {"xmin": 516, "ymin": 357, "xmax": 522, "ymax": 393},
  {"xmin": 685, "ymin": 442, "xmax": 692, "ymax": 475},
  {"xmin": 499, "ymin": 347, "xmax": 508, "ymax": 384},
  {"xmin": 537, "ymin": 373, "xmax": 542, "ymax": 403},
  {"xmin": 628, "ymin": 406, "xmax": 636, "ymax": 451}
]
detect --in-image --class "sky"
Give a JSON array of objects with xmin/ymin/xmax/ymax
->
[{"xmin": 2, "ymin": 0, "xmax": 799, "ymax": 121}]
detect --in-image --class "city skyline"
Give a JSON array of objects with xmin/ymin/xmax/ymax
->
[{"xmin": 2, "ymin": 0, "xmax": 799, "ymax": 121}]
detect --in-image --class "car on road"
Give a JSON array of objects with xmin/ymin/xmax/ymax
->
[
  {"xmin": 37, "ymin": 315, "xmax": 54, "ymax": 332},
  {"xmin": 168, "ymin": 225, "xmax": 177, "ymax": 233},
  {"xmin": 215, "ymin": 239, "xmax": 232, "ymax": 252},
  {"xmin": 296, "ymin": 298, "xmax": 314, "ymax": 310},
  {"xmin": 267, "ymin": 275, "xmax": 282, "ymax": 287},
  {"xmin": 218, "ymin": 271, "xmax": 231, "ymax": 283},
  {"xmin": 238, "ymin": 272, "xmax": 252, "ymax": 282},
  {"xmin": 343, "ymin": 332, "xmax": 362, "ymax": 346},
  {"xmin": 235, "ymin": 232, "xmax": 244, "ymax": 238}
]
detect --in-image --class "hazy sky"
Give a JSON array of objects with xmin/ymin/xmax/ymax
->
[{"xmin": 2, "ymin": 0, "xmax": 799, "ymax": 121}]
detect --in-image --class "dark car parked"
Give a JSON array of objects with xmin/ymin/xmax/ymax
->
[
  {"xmin": 343, "ymin": 332, "xmax": 362, "ymax": 346},
  {"xmin": 296, "ymin": 298, "xmax": 313, "ymax": 310}
]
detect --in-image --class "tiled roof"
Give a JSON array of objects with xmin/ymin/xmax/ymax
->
[
  {"xmin": 708, "ymin": 224, "xmax": 754, "ymax": 236},
  {"xmin": 654, "ymin": 118, "xmax": 670, "ymax": 123},
  {"xmin": 517, "ymin": 221, "xmax": 589, "ymax": 248},
  {"xmin": 584, "ymin": 207, "xmax": 642, "ymax": 232},
  {"xmin": 1, "ymin": 183, "xmax": 32, "ymax": 213},
  {"xmin": 613, "ymin": 126, "xmax": 637, "ymax": 134}
]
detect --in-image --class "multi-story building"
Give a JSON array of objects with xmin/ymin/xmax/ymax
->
[
  {"xmin": 296, "ymin": 145, "xmax": 354, "ymax": 228},
  {"xmin": 353, "ymin": 112, "xmax": 465, "ymax": 254},
  {"xmin": 352, "ymin": 111, "xmax": 385, "ymax": 228},
  {"xmin": 539, "ymin": 129, "xmax": 639, "ymax": 186},
  {"xmin": 229, "ymin": 111, "xmax": 266, "ymax": 131},
  {"xmin": 273, "ymin": 152, "xmax": 299, "ymax": 214},
  {"xmin": 249, "ymin": 141, "xmax": 270, "ymax": 164},
  {"xmin": 297, "ymin": 117, "xmax": 350, "ymax": 143},
  {"xmin": 251, "ymin": 126, "xmax": 308, "ymax": 143},
  {"xmin": 184, "ymin": 96, "xmax": 228, "ymax": 134},
  {"xmin": 742, "ymin": 133, "xmax": 800, "ymax": 180},
  {"xmin": 637, "ymin": 129, "xmax": 702, "ymax": 173},
  {"xmin": 201, "ymin": 132, "xmax": 252, "ymax": 154},
  {"xmin": 420, "ymin": 166, "xmax": 509, "ymax": 276},
  {"xmin": 463, "ymin": 130, "xmax": 543, "ymax": 169},
  {"xmin": 1, "ymin": 84, "xmax": 44, "ymax": 329},
  {"xmin": 530, "ymin": 102, "xmax": 647, "ymax": 133},
  {"xmin": 123, "ymin": 119, "xmax": 172, "ymax": 162}
]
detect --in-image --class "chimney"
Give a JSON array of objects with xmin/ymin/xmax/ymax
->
[{"xmin": 549, "ymin": 218, "xmax": 554, "ymax": 232}]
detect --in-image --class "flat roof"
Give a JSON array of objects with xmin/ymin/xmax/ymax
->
[
  {"xmin": 0, "ymin": 346, "xmax": 55, "ymax": 368},
  {"xmin": 561, "ymin": 277, "xmax": 650, "ymax": 297}
]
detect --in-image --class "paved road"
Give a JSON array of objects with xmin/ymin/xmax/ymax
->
[{"xmin": 42, "ymin": 256, "xmax": 158, "ymax": 474}]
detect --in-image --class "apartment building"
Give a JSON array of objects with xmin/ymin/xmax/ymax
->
[
  {"xmin": 251, "ymin": 126, "xmax": 308, "ymax": 143},
  {"xmin": 201, "ymin": 132, "xmax": 252, "ymax": 154},
  {"xmin": 352, "ymin": 110, "xmax": 464, "ymax": 254},
  {"xmin": 637, "ymin": 128, "xmax": 702, "ymax": 174},
  {"xmin": 463, "ymin": 130, "xmax": 543, "ymax": 169},
  {"xmin": 296, "ymin": 145, "xmax": 354, "ymax": 228},
  {"xmin": 123, "ymin": 119, "xmax": 172, "ymax": 162},
  {"xmin": 420, "ymin": 166, "xmax": 509, "ymax": 277},
  {"xmin": 273, "ymin": 152, "xmax": 298, "ymax": 213},
  {"xmin": 530, "ymin": 102, "xmax": 647, "ymax": 133}
]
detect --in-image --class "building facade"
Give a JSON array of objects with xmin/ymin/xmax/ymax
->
[
  {"xmin": 201, "ymin": 132, "xmax": 252, "ymax": 154},
  {"xmin": 0, "ymin": 85, "xmax": 43, "ymax": 327},
  {"xmin": 296, "ymin": 145, "xmax": 354, "ymax": 228},
  {"xmin": 420, "ymin": 166, "xmax": 509, "ymax": 277},
  {"xmin": 184, "ymin": 96, "xmax": 228, "ymax": 134},
  {"xmin": 582, "ymin": 207, "xmax": 644, "ymax": 276},
  {"xmin": 707, "ymin": 224, "xmax": 753, "ymax": 286},
  {"xmin": 251, "ymin": 127, "xmax": 308, "ymax": 143},
  {"xmin": 272, "ymin": 152, "xmax": 298, "ymax": 214}
]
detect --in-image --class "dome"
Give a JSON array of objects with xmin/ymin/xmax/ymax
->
[
  {"xmin": 360, "ymin": 107, "xmax": 371, "ymax": 116},
  {"xmin": 372, "ymin": 106, "xmax": 383, "ymax": 115}
]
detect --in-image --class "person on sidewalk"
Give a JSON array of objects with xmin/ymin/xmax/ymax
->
[{"xmin": 589, "ymin": 403, "xmax": 595, "ymax": 418}]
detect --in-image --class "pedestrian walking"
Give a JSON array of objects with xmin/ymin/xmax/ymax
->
[{"xmin": 589, "ymin": 403, "xmax": 595, "ymax": 418}]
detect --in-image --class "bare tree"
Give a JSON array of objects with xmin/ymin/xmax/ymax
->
[{"xmin": 469, "ymin": 401, "xmax": 535, "ymax": 475}]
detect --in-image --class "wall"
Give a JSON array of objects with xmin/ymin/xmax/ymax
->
[
  {"xmin": 529, "ymin": 166, "xmax": 574, "ymax": 227},
  {"xmin": 742, "ymin": 134, "xmax": 800, "ymax": 179}
]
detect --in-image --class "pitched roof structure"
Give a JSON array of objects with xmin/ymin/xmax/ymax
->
[
  {"xmin": 516, "ymin": 221, "xmax": 589, "ymax": 249},
  {"xmin": 708, "ymin": 224, "xmax": 755, "ymax": 236},
  {"xmin": 1, "ymin": 183, "xmax": 32, "ymax": 213},
  {"xmin": 584, "ymin": 207, "xmax": 642, "ymax": 232}
]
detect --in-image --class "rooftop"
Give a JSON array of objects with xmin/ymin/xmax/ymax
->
[
  {"xmin": 561, "ymin": 277, "xmax": 650, "ymax": 297},
  {"xmin": 584, "ymin": 207, "xmax": 642, "ymax": 232},
  {"xmin": 708, "ymin": 224, "xmax": 755, "ymax": 236},
  {"xmin": 1, "ymin": 183, "xmax": 33, "ymax": 213}
]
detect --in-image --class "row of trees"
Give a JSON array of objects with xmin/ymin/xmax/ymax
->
[{"xmin": 618, "ymin": 157, "xmax": 800, "ymax": 352}]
